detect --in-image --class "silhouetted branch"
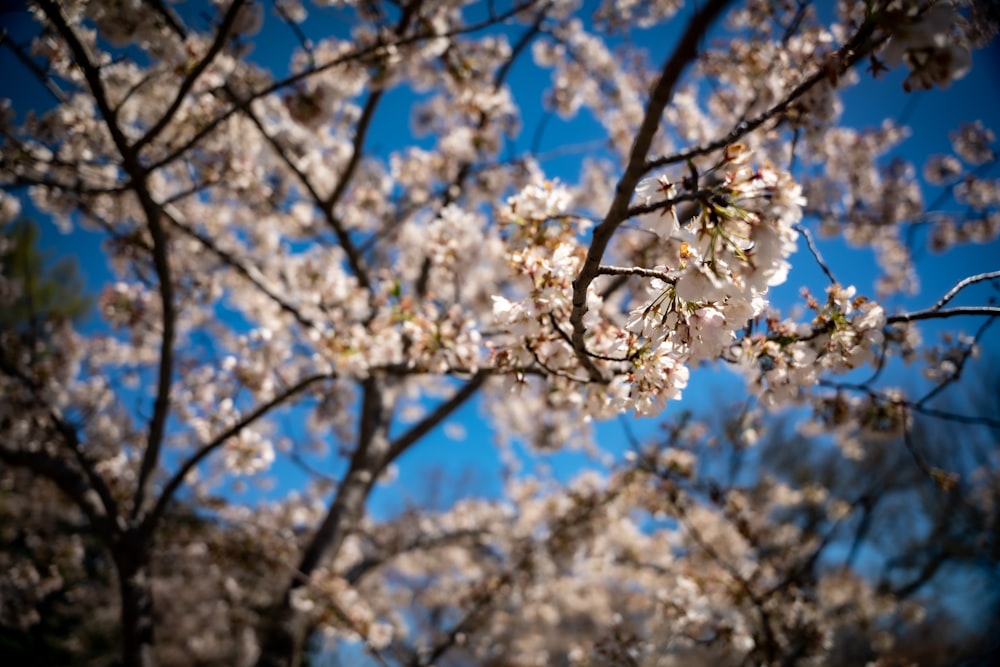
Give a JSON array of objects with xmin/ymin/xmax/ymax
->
[
  {"xmin": 145, "ymin": 373, "xmax": 332, "ymax": 534},
  {"xmin": 569, "ymin": 0, "xmax": 733, "ymax": 381}
]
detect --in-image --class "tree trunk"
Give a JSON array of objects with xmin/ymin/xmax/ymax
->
[
  {"xmin": 117, "ymin": 543, "xmax": 157, "ymax": 667},
  {"xmin": 256, "ymin": 380, "xmax": 388, "ymax": 667},
  {"xmin": 255, "ymin": 461, "xmax": 380, "ymax": 667},
  {"xmin": 255, "ymin": 596, "xmax": 307, "ymax": 667}
]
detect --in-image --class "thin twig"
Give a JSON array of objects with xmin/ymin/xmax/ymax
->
[
  {"xmin": 161, "ymin": 205, "xmax": 320, "ymax": 331},
  {"xmin": 916, "ymin": 316, "xmax": 996, "ymax": 408},
  {"xmin": 597, "ymin": 264, "xmax": 675, "ymax": 282},
  {"xmin": 145, "ymin": 0, "xmax": 547, "ymax": 174},
  {"xmin": 817, "ymin": 379, "xmax": 1000, "ymax": 429},
  {"xmin": 0, "ymin": 28, "xmax": 67, "ymax": 104},
  {"xmin": 232, "ymin": 85, "xmax": 373, "ymax": 289},
  {"xmin": 323, "ymin": 1, "xmax": 421, "ymax": 216},
  {"xmin": 0, "ymin": 352, "xmax": 121, "ymax": 537},
  {"xmin": 887, "ymin": 306, "xmax": 1000, "ymax": 323},
  {"xmin": 793, "ymin": 223, "xmax": 837, "ymax": 284},
  {"xmin": 930, "ymin": 270, "xmax": 1000, "ymax": 312},
  {"xmin": 272, "ymin": 0, "xmax": 314, "ymax": 68},
  {"xmin": 644, "ymin": 17, "xmax": 885, "ymax": 173}
]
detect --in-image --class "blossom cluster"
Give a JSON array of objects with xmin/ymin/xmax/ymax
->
[
  {"xmin": 748, "ymin": 285, "xmax": 884, "ymax": 395},
  {"xmin": 880, "ymin": 2, "xmax": 972, "ymax": 92},
  {"xmin": 488, "ymin": 146, "xmax": 810, "ymax": 419}
]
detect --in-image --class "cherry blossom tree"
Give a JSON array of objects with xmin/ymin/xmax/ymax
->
[{"xmin": 1, "ymin": 0, "xmax": 999, "ymax": 666}]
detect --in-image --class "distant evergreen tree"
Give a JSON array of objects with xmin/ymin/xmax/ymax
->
[
  {"xmin": 0, "ymin": 224, "xmax": 97, "ymax": 662},
  {"xmin": 0, "ymin": 219, "xmax": 92, "ymax": 332}
]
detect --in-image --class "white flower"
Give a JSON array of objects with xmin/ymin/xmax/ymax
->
[
  {"xmin": 951, "ymin": 121, "xmax": 996, "ymax": 165},
  {"xmin": 675, "ymin": 262, "xmax": 727, "ymax": 303},
  {"xmin": 367, "ymin": 621, "xmax": 394, "ymax": 650},
  {"xmin": 687, "ymin": 306, "xmax": 732, "ymax": 360},
  {"xmin": 223, "ymin": 429, "xmax": 275, "ymax": 475},
  {"xmin": 634, "ymin": 175, "xmax": 675, "ymax": 206},
  {"xmin": 0, "ymin": 191, "xmax": 21, "ymax": 224},
  {"xmin": 923, "ymin": 154, "xmax": 963, "ymax": 185},
  {"xmin": 492, "ymin": 295, "xmax": 519, "ymax": 321}
]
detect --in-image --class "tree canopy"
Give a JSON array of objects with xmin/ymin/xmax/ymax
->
[{"xmin": 1, "ymin": 1, "xmax": 999, "ymax": 666}]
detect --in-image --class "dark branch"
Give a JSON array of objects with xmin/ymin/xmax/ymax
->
[
  {"xmin": 146, "ymin": 0, "xmax": 547, "ymax": 175},
  {"xmin": 644, "ymin": 16, "xmax": 884, "ymax": 172},
  {"xmin": 144, "ymin": 373, "xmax": 331, "ymax": 535},
  {"xmin": 930, "ymin": 270, "xmax": 1000, "ymax": 312},
  {"xmin": 381, "ymin": 372, "xmax": 487, "ymax": 469},
  {"xmin": 887, "ymin": 306, "xmax": 1000, "ymax": 323},
  {"xmin": 569, "ymin": 0, "xmax": 733, "ymax": 380},
  {"xmin": 132, "ymin": 0, "xmax": 246, "ymax": 154}
]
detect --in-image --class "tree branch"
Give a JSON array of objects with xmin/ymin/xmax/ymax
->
[
  {"xmin": 146, "ymin": 0, "xmax": 546, "ymax": 175},
  {"xmin": 887, "ymin": 306, "xmax": 1000, "ymax": 323},
  {"xmin": 0, "ymin": 444, "xmax": 117, "ymax": 545},
  {"xmin": 644, "ymin": 16, "xmax": 884, "ymax": 172},
  {"xmin": 132, "ymin": 0, "xmax": 246, "ymax": 154},
  {"xmin": 143, "ymin": 373, "xmax": 331, "ymax": 535},
  {"xmin": 596, "ymin": 264, "xmax": 675, "ymax": 282},
  {"xmin": 256, "ymin": 377, "xmax": 390, "ymax": 667},
  {"xmin": 929, "ymin": 270, "xmax": 1000, "ymax": 312},
  {"xmin": 143, "ymin": 0, "xmax": 188, "ymax": 40},
  {"xmin": 381, "ymin": 372, "xmax": 487, "ymax": 469},
  {"xmin": 568, "ymin": 0, "xmax": 732, "ymax": 380},
  {"xmin": 36, "ymin": 0, "xmax": 181, "ymax": 521}
]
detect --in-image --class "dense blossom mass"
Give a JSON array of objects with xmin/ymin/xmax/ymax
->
[{"xmin": 1, "ymin": 1, "xmax": 999, "ymax": 666}]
